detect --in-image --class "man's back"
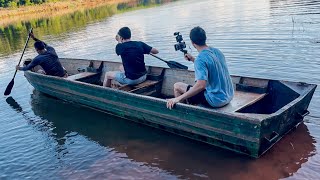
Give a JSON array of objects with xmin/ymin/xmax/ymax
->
[
  {"xmin": 33, "ymin": 45, "xmax": 65, "ymax": 77},
  {"xmin": 22, "ymin": 44, "xmax": 65, "ymax": 77},
  {"xmin": 116, "ymin": 41, "xmax": 152, "ymax": 80},
  {"xmin": 194, "ymin": 47, "xmax": 234, "ymax": 107}
]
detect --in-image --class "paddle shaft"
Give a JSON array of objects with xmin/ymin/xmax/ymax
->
[
  {"xmin": 149, "ymin": 53, "xmax": 188, "ymax": 70},
  {"xmin": 12, "ymin": 28, "xmax": 33, "ymax": 79},
  {"xmin": 149, "ymin": 54, "xmax": 168, "ymax": 63}
]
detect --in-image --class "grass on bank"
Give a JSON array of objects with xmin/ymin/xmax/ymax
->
[{"xmin": 0, "ymin": 0, "xmax": 129, "ymax": 25}]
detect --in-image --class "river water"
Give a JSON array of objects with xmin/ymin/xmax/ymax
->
[{"xmin": 1, "ymin": 0, "xmax": 320, "ymax": 179}]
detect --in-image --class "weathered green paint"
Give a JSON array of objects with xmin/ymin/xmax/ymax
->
[{"xmin": 24, "ymin": 60, "xmax": 317, "ymax": 158}]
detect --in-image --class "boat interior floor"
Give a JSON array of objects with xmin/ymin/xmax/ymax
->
[{"xmin": 219, "ymin": 91, "xmax": 267, "ymax": 112}]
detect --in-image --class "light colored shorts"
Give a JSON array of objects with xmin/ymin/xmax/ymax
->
[{"xmin": 114, "ymin": 72, "xmax": 147, "ymax": 85}]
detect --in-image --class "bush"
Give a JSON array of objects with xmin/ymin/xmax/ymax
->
[
  {"xmin": 8, "ymin": 1, "xmax": 18, "ymax": 7},
  {"xmin": 0, "ymin": 0, "xmax": 47, "ymax": 7}
]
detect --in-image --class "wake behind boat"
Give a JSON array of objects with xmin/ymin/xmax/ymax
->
[{"xmin": 24, "ymin": 58, "xmax": 317, "ymax": 158}]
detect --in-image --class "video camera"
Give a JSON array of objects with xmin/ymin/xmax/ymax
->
[{"xmin": 173, "ymin": 32, "xmax": 187, "ymax": 54}]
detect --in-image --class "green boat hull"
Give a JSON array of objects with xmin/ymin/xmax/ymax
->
[{"xmin": 24, "ymin": 58, "xmax": 317, "ymax": 158}]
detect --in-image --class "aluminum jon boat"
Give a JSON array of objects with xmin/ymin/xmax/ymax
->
[{"xmin": 24, "ymin": 58, "xmax": 317, "ymax": 158}]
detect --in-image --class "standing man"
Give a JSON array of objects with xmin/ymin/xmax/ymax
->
[
  {"xmin": 103, "ymin": 27, "xmax": 159, "ymax": 87},
  {"xmin": 167, "ymin": 26, "xmax": 234, "ymax": 109},
  {"xmin": 16, "ymin": 32, "xmax": 67, "ymax": 77}
]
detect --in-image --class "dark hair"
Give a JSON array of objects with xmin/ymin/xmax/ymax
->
[
  {"xmin": 190, "ymin": 26, "xmax": 206, "ymax": 46},
  {"xmin": 34, "ymin": 41, "xmax": 45, "ymax": 50},
  {"xmin": 118, "ymin": 27, "xmax": 131, "ymax": 39}
]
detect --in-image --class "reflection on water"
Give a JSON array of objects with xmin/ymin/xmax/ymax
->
[
  {"xmin": 16, "ymin": 91, "xmax": 313, "ymax": 179},
  {"xmin": 0, "ymin": 0, "xmax": 176, "ymax": 56}
]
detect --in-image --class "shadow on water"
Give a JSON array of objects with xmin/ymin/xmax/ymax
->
[
  {"xmin": 0, "ymin": 0, "xmax": 176, "ymax": 57},
  {"xmin": 5, "ymin": 90, "xmax": 314, "ymax": 179},
  {"xmin": 6, "ymin": 96, "xmax": 23, "ymax": 112}
]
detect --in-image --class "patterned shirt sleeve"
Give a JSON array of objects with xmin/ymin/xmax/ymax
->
[{"xmin": 21, "ymin": 57, "xmax": 40, "ymax": 71}]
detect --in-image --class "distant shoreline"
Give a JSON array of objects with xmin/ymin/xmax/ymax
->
[{"xmin": 0, "ymin": 0, "xmax": 129, "ymax": 27}]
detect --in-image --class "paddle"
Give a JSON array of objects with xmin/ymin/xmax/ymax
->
[
  {"xmin": 4, "ymin": 28, "xmax": 33, "ymax": 96},
  {"xmin": 149, "ymin": 54, "xmax": 188, "ymax": 70}
]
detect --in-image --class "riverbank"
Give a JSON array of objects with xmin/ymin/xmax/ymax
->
[{"xmin": 0, "ymin": 0, "xmax": 129, "ymax": 27}]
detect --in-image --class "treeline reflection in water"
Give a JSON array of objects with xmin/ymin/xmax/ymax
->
[
  {"xmin": 0, "ymin": 0, "xmax": 176, "ymax": 56},
  {"xmin": 6, "ymin": 91, "xmax": 316, "ymax": 179}
]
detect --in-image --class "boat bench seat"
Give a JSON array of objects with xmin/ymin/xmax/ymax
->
[
  {"xmin": 116, "ymin": 80, "xmax": 160, "ymax": 93},
  {"xmin": 66, "ymin": 72, "xmax": 98, "ymax": 81},
  {"xmin": 218, "ymin": 91, "xmax": 267, "ymax": 112}
]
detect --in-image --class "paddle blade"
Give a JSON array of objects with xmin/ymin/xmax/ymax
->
[
  {"xmin": 4, "ymin": 79, "xmax": 14, "ymax": 96},
  {"xmin": 167, "ymin": 61, "xmax": 188, "ymax": 70}
]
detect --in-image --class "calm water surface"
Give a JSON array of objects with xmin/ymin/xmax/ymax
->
[{"xmin": 1, "ymin": 0, "xmax": 320, "ymax": 179}]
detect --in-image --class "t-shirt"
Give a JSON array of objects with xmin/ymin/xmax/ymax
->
[
  {"xmin": 115, "ymin": 41, "xmax": 152, "ymax": 80},
  {"xmin": 22, "ymin": 42, "xmax": 65, "ymax": 77},
  {"xmin": 194, "ymin": 47, "xmax": 234, "ymax": 107}
]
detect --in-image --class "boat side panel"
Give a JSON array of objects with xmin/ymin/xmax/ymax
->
[
  {"xmin": 258, "ymin": 86, "xmax": 316, "ymax": 156},
  {"xmin": 25, "ymin": 72, "xmax": 262, "ymax": 157}
]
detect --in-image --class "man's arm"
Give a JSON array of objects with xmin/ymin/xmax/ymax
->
[
  {"xmin": 141, "ymin": 42, "xmax": 158, "ymax": 54},
  {"xmin": 30, "ymin": 32, "xmax": 57, "ymax": 56},
  {"xmin": 16, "ymin": 58, "xmax": 40, "ymax": 71},
  {"xmin": 166, "ymin": 80, "xmax": 206, "ymax": 109},
  {"xmin": 167, "ymin": 54, "xmax": 208, "ymax": 109},
  {"xmin": 30, "ymin": 32, "xmax": 40, "ymax": 42}
]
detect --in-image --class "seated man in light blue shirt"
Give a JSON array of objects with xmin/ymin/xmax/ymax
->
[{"xmin": 167, "ymin": 26, "xmax": 234, "ymax": 109}]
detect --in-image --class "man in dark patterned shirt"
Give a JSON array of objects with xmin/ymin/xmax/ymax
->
[{"xmin": 16, "ymin": 32, "xmax": 67, "ymax": 77}]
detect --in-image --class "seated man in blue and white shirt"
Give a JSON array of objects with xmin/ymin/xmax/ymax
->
[{"xmin": 167, "ymin": 26, "xmax": 234, "ymax": 109}]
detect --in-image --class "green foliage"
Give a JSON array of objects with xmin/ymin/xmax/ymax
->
[
  {"xmin": 0, "ymin": 0, "xmax": 46, "ymax": 7},
  {"xmin": 0, "ymin": 0, "xmax": 176, "ymax": 55},
  {"xmin": 0, "ymin": 4, "xmax": 118, "ymax": 55},
  {"xmin": 8, "ymin": 1, "xmax": 18, "ymax": 7}
]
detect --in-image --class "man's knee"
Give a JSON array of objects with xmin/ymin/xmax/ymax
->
[
  {"xmin": 119, "ymin": 65, "xmax": 124, "ymax": 72},
  {"xmin": 106, "ymin": 71, "xmax": 116, "ymax": 79},
  {"xmin": 37, "ymin": 69, "xmax": 46, "ymax": 74},
  {"xmin": 174, "ymin": 82, "xmax": 187, "ymax": 93}
]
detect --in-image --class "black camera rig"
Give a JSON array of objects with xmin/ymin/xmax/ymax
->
[{"xmin": 173, "ymin": 32, "xmax": 187, "ymax": 55}]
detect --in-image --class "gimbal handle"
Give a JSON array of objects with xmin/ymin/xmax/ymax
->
[{"xmin": 181, "ymin": 50, "xmax": 191, "ymax": 61}]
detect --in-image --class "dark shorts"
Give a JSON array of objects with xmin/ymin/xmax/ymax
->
[{"xmin": 186, "ymin": 85, "xmax": 210, "ymax": 106}]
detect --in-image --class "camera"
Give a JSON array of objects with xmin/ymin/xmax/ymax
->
[{"xmin": 174, "ymin": 32, "xmax": 187, "ymax": 54}]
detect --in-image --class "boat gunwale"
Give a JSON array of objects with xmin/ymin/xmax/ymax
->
[{"xmin": 26, "ymin": 58, "xmax": 317, "ymax": 122}]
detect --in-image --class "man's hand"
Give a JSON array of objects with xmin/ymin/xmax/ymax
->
[
  {"xmin": 16, "ymin": 65, "xmax": 21, "ymax": 70},
  {"xmin": 166, "ymin": 97, "xmax": 181, "ymax": 109},
  {"xmin": 184, "ymin": 53, "xmax": 195, "ymax": 62},
  {"xmin": 115, "ymin": 34, "xmax": 121, "ymax": 43},
  {"xmin": 29, "ymin": 31, "xmax": 36, "ymax": 40}
]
